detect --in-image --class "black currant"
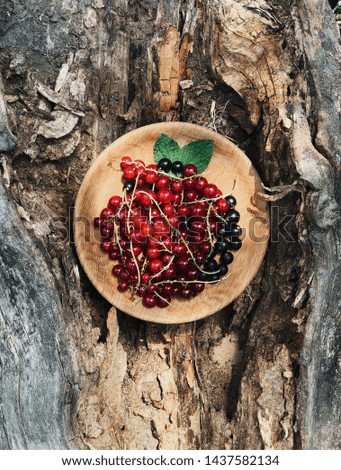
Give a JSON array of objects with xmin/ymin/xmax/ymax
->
[
  {"xmin": 171, "ymin": 161, "xmax": 184, "ymax": 175},
  {"xmin": 209, "ymin": 273, "xmax": 220, "ymax": 283},
  {"xmin": 204, "ymin": 258, "xmax": 218, "ymax": 272},
  {"xmin": 199, "ymin": 272, "xmax": 210, "ymax": 282},
  {"xmin": 215, "ymin": 238, "xmax": 229, "ymax": 253},
  {"xmin": 217, "ymin": 227, "xmax": 229, "ymax": 238},
  {"xmin": 229, "ymin": 239, "xmax": 242, "ymax": 250},
  {"xmin": 220, "ymin": 251, "xmax": 234, "ymax": 265},
  {"xmin": 229, "ymin": 225, "xmax": 242, "ymax": 238},
  {"xmin": 218, "ymin": 263, "xmax": 228, "ymax": 277},
  {"xmin": 225, "ymin": 209, "xmax": 240, "ymax": 223},
  {"xmin": 157, "ymin": 158, "xmax": 172, "ymax": 173},
  {"xmin": 123, "ymin": 180, "xmax": 134, "ymax": 192},
  {"xmin": 225, "ymin": 195, "xmax": 236, "ymax": 207}
]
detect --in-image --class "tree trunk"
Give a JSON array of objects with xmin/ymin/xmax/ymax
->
[{"xmin": 0, "ymin": 0, "xmax": 340, "ymax": 450}]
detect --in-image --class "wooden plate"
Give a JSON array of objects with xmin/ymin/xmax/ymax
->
[{"xmin": 74, "ymin": 122, "xmax": 269, "ymax": 324}]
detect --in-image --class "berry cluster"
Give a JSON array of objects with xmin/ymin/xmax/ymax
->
[{"xmin": 94, "ymin": 156, "xmax": 242, "ymax": 309}]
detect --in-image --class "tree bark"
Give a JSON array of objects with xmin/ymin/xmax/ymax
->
[{"xmin": 0, "ymin": 0, "xmax": 340, "ymax": 450}]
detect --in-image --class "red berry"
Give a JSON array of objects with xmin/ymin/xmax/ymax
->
[
  {"xmin": 148, "ymin": 238, "xmax": 159, "ymax": 248},
  {"xmin": 195, "ymin": 251, "xmax": 206, "ymax": 264},
  {"xmin": 184, "ymin": 190, "xmax": 198, "ymax": 202},
  {"xmin": 157, "ymin": 189, "xmax": 173, "ymax": 204},
  {"xmin": 94, "ymin": 217, "xmax": 101, "ymax": 227},
  {"xmin": 137, "ymin": 285, "xmax": 147, "ymax": 297},
  {"xmin": 185, "ymin": 266, "xmax": 198, "ymax": 280},
  {"xmin": 190, "ymin": 202, "xmax": 207, "ymax": 217},
  {"xmin": 118, "ymin": 281, "xmax": 129, "ymax": 292},
  {"xmin": 203, "ymin": 184, "xmax": 218, "ymax": 198},
  {"xmin": 172, "ymin": 193, "xmax": 182, "ymax": 205},
  {"xmin": 153, "ymin": 219, "xmax": 170, "ymax": 236},
  {"xmin": 157, "ymin": 295, "xmax": 171, "ymax": 308},
  {"xmin": 150, "ymin": 207, "xmax": 161, "ymax": 218},
  {"xmin": 141, "ymin": 190, "xmax": 156, "ymax": 207},
  {"xmin": 145, "ymin": 170, "xmax": 157, "ymax": 184},
  {"xmin": 119, "ymin": 269, "xmax": 130, "ymax": 281},
  {"xmin": 148, "ymin": 259, "xmax": 163, "ymax": 273},
  {"xmin": 131, "ymin": 245, "xmax": 142, "ymax": 257},
  {"xmin": 177, "ymin": 205, "xmax": 190, "ymax": 216},
  {"xmin": 192, "ymin": 282, "xmax": 205, "ymax": 294},
  {"xmin": 180, "ymin": 286, "xmax": 192, "ymax": 298},
  {"xmin": 217, "ymin": 198, "xmax": 230, "ymax": 213},
  {"xmin": 148, "ymin": 284, "xmax": 156, "ymax": 293},
  {"xmin": 109, "ymin": 250, "xmax": 120, "ymax": 260},
  {"xmin": 100, "ymin": 226, "xmax": 114, "ymax": 238},
  {"xmin": 171, "ymin": 180, "xmax": 184, "ymax": 193},
  {"xmin": 162, "ymin": 253, "xmax": 172, "ymax": 264},
  {"xmin": 120, "ymin": 156, "xmax": 132, "ymax": 169},
  {"xmin": 162, "ymin": 203, "xmax": 174, "ymax": 215},
  {"xmin": 194, "ymin": 177, "xmax": 208, "ymax": 193},
  {"xmin": 168, "ymin": 214, "xmax": 180, "ymax": 227},
  {"xmin": 140, "ymin": 223, "xmax": 154, "ymax": 237},
  {"xmin": 143, "ymin": 294, "xmax": 157, "ymax": 308},
  {"xmin": 141, "ymin": 272, "xmax": 151, "ymax": 284},
  {"xmin": 123, "ymin": 167, "xmax": 137, "ymax": 180},
  {"xmin": 156, "ymin": 176, "xmax": 170, "ymax": 190},
  {"xmin": 112, "ymin": 264, "xmax": 124, "ymax": 277},
  {"xmin": 146, "ymin": 247, "xmax": 160, "ymax": 259},
  {"xmin": 183, "ymin": 164, "xmax": 198, "ymax": 177},
  {"xmin": 101, "ymin": 207, "xmax": 115, "ymax": 220},
  {"xmin": 162, "ymin": 283, "xmax": 172, "ymax": 295},
  {"xmin": 171, "ymin": 284, "xmax": 180, "ymax": 296},
  {"xmin": 147, "ymin": 164, "xmax": 158, "ymax": 170},
  {"xmin": 108, "ymin": 195, "xmax": 122, "ymax": 210},
  {"xmin": 164, "ymin": 265, "xmax": 176, "ymax": 279},
  {"xmin": 172, "ymin": 243, "xmax": 187, "ymax": 256},
  {"xmin": 199, "ymin": 241, "xmax": 211, "ymax": 254},
  {"xmin": 161, "ymin": 237, "xmax": 172, "ymax": 250},
  {"xmin": 175, "ymin": 256, "xmax": 191, "ymax": 272},
  {"xmin": 101, "ymin": 240, "xmax": 113, "ymax": 252},
  {"xmin": 184, "ymin": 178, "xmax": 196, "ymax": 190}
]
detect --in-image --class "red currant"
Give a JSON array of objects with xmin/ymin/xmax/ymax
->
[
  {"xmin": 183, "ymin": 164, "xmax": 198, "ymax": 177},
  {"xmin": 156, "ymin": 176, "xmax": 170, "ymax": 190},
  {"xmin": 123, "ymin": 167, "xmax": 137, "ymax": 180},
  {"xmin": 143, "ymin": 294, "xmax": 157, "ymax": 308},
  {"xmin": 120, "ymin": 156, "xmax": 132, "ymax": 169}
]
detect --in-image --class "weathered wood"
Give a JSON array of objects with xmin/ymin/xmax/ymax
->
[
  {"xmin": 0, "ymin": 178, "xmax": 81, "ymax": 449},
  {"xmin": 0, "ymin": 0, "xmax": 340, "ymax": 450}
]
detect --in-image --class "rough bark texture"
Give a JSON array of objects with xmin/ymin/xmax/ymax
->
[{"xmin": 0, "ymin": 0, "xmax": 340, "ymax": 450}]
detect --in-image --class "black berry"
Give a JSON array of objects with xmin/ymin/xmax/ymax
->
[
  {"xmin": 229, "ymin": 239, "xmax": 242, "ymax": 251},
  {"xmin": 226, "ymin": 209, "xmax": 240, "ymax": 224},
  {"xmin": 171, "ymin": 161, "xmax": 184, "ymax": 175},
  {"xmin": 157, "ymin": 158, "xmax": 172, "ymax": 173},
  {"xmin": 123, "ymin": 180, "xmax": 134, "ymax": 192},
  {"xmin": 204, "ymin": 258, "xmax": 218, "ymax": 272},
  {"xmin": 220, "ymin": 252, "xmax": 234, "ymax": 265},
  {"xmin": 209, "ymin": 273, "xmax": 220, "ymax": 283},
  {"xmin": 229, "ymin": 225, "xmax": 242, "ymax": 238},
  {"xmin": 225, "ymin": 195, "xmax": 236, "ymax": 207},
  {"xmin": 218, "ymin": 263, "xmax": 228, "ymax": 277},
  {"xmin": 199, "ymin": 272, "xmax": 210, "ymax": 282},
  {"xmin": 217, "ymin": 227, "xmax": 229, "ymax": 239},
  {"xmin": 215, "ymin": 238, "xmax": 229, "ymax": 253}
]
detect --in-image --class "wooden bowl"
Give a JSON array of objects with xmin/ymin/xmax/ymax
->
[{"xmin": 74, "ymin": 123, "xmax": 269, "ymax": 324}]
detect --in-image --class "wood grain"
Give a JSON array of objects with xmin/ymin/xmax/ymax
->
[{"xmin": 74, "ymin": 122, "xmax": 269, "ymax": 324}]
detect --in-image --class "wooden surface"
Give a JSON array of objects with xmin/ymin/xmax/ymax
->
[{"xmin": 74, "ymin": 122, "xmax": 269, "ymax": 324}]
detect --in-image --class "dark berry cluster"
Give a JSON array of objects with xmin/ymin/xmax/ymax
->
[{"xmin": 94, "ymin": 156, "xmax": 242, "ymax": 309}]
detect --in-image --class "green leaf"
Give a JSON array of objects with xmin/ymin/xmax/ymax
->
[
  {"xmin": 178, "ymin": 139, "xmax": 214, "ymax": 174},
  {"xmin": 153, "ymin": 134, "xmax": 214, "ymax": 174},
  {"xmin": 154, "ymin": 134, "xmax": 181, "ymax": 163}
]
